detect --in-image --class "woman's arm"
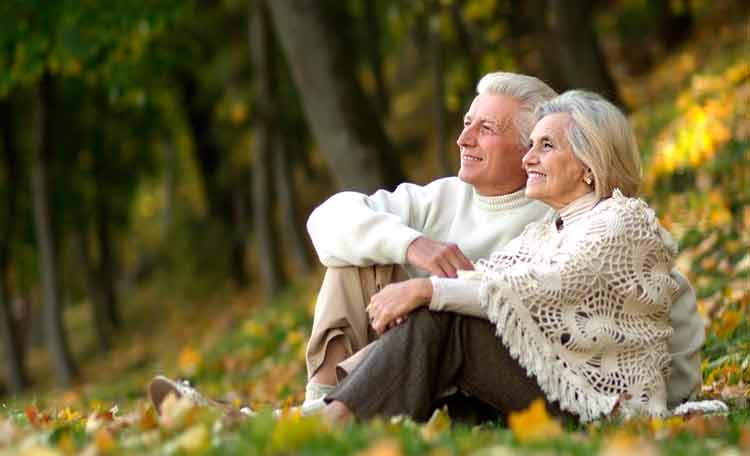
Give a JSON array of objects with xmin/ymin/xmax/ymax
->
[
  {"xmin": 429, "ymin": 277, "xmax": 486, "ymax": 318},
  {"xmin": 366, "ymin": 278, "xmax": 433, "ymax": 334},
  {"xmin": 366, "ymin": 276, "xmax": 486, "ymax": 334}
]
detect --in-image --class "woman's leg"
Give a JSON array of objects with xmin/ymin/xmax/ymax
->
[
  {"xmin": 453, "ymin": 317, "xmax": 574, "ymax": 425},
  {"xmin": 326, "ymin": 308, "xmax": 464, "ymax": 422},
  {"xmin": 326, "ymin": 309, "xmax": 574, "ymax": 424}
]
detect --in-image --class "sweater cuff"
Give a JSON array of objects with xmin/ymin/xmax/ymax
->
[
  {"xmin": 389, "ymin": 228, "xmax": 425, "ymax": 265},
  {"xmin": 429, "ymin": 276, "xmax": 445, "ymax": 311}
]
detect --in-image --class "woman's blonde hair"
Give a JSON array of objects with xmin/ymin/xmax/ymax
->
[{"xmin": 536, "ymin": 90, "xmax": 642, "ymax": 198}]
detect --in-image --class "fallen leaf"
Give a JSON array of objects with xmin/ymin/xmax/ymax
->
[
  {"xmin": 95, "ymin": 429, "xmax": 115, "ymax": 452},
  {"xmin": 507, "ymin": 399, "xmax": 562, "ymax": 443},
  {"xmin": 421, "ymin": 406, "xmax": 451, "ymax": 442},
  {"xmin": 171, "ymin": 424, "xmax": 208, "ymax": 452},
  {"xmin": 356, "ymin": 438, "xmax": 402, "ymax": 456}
]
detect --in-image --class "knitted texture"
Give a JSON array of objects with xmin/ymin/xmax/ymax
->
[{"xmin": 475, "ymin": 190, "xmax": 678, "ymax": 422}]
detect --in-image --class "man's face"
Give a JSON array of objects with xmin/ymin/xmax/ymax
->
[{"xmin": 456, "ymin": 93, "xmax": 528, "ymax": 196}]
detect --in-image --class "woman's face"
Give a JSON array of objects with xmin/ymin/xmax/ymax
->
[{"xmin": 523, "ymin": 113, "xmax": 592, "ymax": 210}]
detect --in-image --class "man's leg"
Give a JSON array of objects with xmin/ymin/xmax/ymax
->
[{"xmin": 306, "ymin": 265, "xmax": 408, "ymax": 399}]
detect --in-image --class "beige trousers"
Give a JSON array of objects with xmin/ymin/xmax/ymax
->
[{"xmin": 306, "ymin": 265, "xmax": 409, "ymax": 379}]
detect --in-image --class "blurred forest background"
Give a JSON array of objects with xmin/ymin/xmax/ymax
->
[{"xmin": 0, "ymin": 0, "xmax": 748, "ymax": 413}]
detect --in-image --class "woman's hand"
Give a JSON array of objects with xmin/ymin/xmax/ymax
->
[{"xmin": 367, "ymin": 278, "xmax": 433, "ymax": 335}]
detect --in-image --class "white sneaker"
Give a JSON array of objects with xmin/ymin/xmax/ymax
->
[
  {"xmin": 303, "ymin": 382, "xmax": 336, "ymax": 406},
  {"xmin": 148, "ymin": 375, "xmax": 253, "ymax": 417}
]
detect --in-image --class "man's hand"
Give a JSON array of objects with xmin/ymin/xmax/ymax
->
[
  {"xmin": 406, "ymin": 236, "xmax": 474, "ymax": 278},
  {"xmin": 367, "ymin": 278, "xmax": 432, "ymax": 335}
]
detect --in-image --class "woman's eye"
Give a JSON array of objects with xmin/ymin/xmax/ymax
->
[{"xmin": 543, "ymin": 142, "xmax": 553, "ymax": 149}]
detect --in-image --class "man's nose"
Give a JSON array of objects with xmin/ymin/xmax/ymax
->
[{"xmin": 456, "ymin": 124, "xmax": 476, "ymax": 147}]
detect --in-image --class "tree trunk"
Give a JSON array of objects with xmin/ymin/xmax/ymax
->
[
  {"xmin": 230, "ymin": 181, "xmax": 249, "ymax": 288},
  {"xmin": 449, "ymin": 0, "xmax": 481, "ymax": 102},
  {"xmin": 250, "ymin": 0, "xmax": 286, "ymax": 299},
  {"xmin": 179, "ymin": 75, "xmax": 243, "ymax": 287},
  {"xmin": 30, "ymin": 78, "xmax": 76, "ymax": 387},
  {"xmin": 161, "ymin": 139, "xmax": 176, "ymax": 236},
  {"xmin": 363, "ymin": 0, "xmax": 390, "ymax": 117},
  {"xmin": 92, "ymin": 152, "xmax": 120, "ymax": 329},
  {"xmin": 654, "ymin": 0, "xmax": 693, "ymax": 50},
  {"xmin": 429, "ymin": 11, "xmax": 451, "ymax": 177},
  {"xmin": 545, "ymin": 0, "xmax": 624, "ymax": 107},
  {"xmin": 72, "ymin": 228, "xmax": 111, "ymax": 353},
  {"xmin": 266, "ymin": 0, "xmax": 404, "ymax": 193},
  {"xmin": 508, "ymin": 0, "xmax": 567, "ymax": 93},
  {"xmin": 180, "ymin": 76, "xmax": 228, "ymax": 222},
  {"xmin": 0, "ymin": 99, "xmax": 28, "ymax": 393},
  {"xmin": 273, "ymin": 140, "xmax": 313, "ymax": 276}
]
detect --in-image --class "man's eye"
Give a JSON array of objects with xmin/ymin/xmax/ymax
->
[{"xmin": 543, "ymin": 142, "xmax": 553, "ymax": 149}]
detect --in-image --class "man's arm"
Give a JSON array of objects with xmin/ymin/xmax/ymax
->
[
  {"xmin": 306, "ymin": 184, "xmax": 426, "ymax": 267},
  {"xmin": 307, "ymin": 179, "xmax": 473, "ymax": 275},
  {"xmin": 667, "ymin": 268, "xmax": 705, "ymax": 407}
]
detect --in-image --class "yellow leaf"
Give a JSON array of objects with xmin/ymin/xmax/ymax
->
[
  {"xmin": 172, "ymin": 424, "xmax": 209, "ymax": 452},
  {"xmin": 57, "ymin": 407, "xmax": 82, "ymax": 423},
  {"xmin": 178, "ymin": 347, "xmax": 202, "ymax": 376},
  {"xmin": 648, "ymin": 416, "xmax": 684, "ymax": 438},
  {"xmin": 420, "ymin": 406, "xmax": 451, "ymax": 442},
  {"xmin": 716, "ymin": 310, "xmax": 742, "ymax": 338},
  {"xmin": 95, "ymin": 429, "xmax": 115, "ymax": 452},
  {"xmin": 271, "ymin": 412, "xmax": 329, "ymax": 452},
  {"xmin": 600, "ymin": 429, "xmax": 659, "ymax": 456},
  {"xmin": 356, "ymin": 438, "xmax": 402, "ymax": 456},
  {"xmin": 507, "ymin": 399, "xmax": 562, "ymax": 443},
  {"xmin": 18, "ymin": 446, "xmax": 63, "ymax": 456}
]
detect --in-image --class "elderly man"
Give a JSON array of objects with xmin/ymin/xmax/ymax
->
[{"xmin": 304, "ymin": 72, "xmax": 704, "ymax": 416}]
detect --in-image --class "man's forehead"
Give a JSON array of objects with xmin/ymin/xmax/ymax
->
[
  {"xmin": 464, "ymin": 94, "xmax": 519, "ymax": 123},
  {"xmin": 464, "ymin": 110, "xmax": 514, "ymax": 129}
]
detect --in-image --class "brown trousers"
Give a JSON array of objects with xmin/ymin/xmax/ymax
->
[
  {"xmin": 327, "ymin": 308, "xmax": 575, "ymax": 424},
  {"xmin": 306, "ymin": 265, "xmax": 408, "ymax": 379}
]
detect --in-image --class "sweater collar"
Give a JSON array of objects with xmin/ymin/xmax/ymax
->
[
  {"xmin": 472, "ymin": 187, "xmax": 533, "ymax": 211},
  {"xmin": 558, "ymin": 191, "xmax": 599, "ymax": 228}
]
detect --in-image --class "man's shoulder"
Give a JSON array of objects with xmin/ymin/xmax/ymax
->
[
  {"xmin": 403, "ymin": 176, "xmax": 469, "ymax": 192},
  {"xmin": 391, "ymin": 176, "xmax": 472, "ymax": 202}
]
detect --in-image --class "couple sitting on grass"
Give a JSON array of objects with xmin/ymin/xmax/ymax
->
[{"xmin": 149, "ymin": 72, "xmax": 705, "ymax": 425}]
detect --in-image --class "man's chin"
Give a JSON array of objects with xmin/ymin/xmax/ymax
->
[{"xmin": 457, "ymin": 170, "xmax": 475, "ymax": 186}]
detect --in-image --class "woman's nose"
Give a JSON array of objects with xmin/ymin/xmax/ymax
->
[{"xmin": 522, "ymin": 147, "xmax": 536, "ymax": 167}]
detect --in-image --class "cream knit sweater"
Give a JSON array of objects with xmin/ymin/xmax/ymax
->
[{"xmin": 307, "ymin": 177, "xmax": 553, "ymax": 277}]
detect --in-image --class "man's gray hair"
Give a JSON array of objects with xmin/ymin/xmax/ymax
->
[
  {"xmin": 476, "ymin": 72, "xmax": 557, "ymax": 148},
  {"xmin": 536, "ymin": 90, "xmax": 642, "ymax": 198}
]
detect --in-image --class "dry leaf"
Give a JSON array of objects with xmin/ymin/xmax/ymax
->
[
  {"xmin": 507, "ymin": 399, "xmax": 562, "ymax": 443},
  {"xmin": 355, "ymin": 438, "xmax": 402, "ymax": 456},
  {"xmin": 421, "ymin": 407, "xmax": 451, "ymax": 442},
  {"xmin": 171, "ymin": 424, "xmax": 208, "ymax": 452}
]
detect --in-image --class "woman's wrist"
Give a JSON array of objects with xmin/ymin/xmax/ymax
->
[{"xmin": 415, "ymin": 278, "xmax": 433, "ymax": 305}]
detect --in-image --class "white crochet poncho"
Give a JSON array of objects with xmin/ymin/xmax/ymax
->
[{"xmin": 475, "ymin": 190, "xmax": 678, "ymax": 422}]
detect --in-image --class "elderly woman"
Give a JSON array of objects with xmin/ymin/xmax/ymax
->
[{"xmin": 321, "ymin": 90, "xmax": 678, "ymax": 424}]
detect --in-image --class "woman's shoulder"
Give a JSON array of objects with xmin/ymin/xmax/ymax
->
[{"xmin": 588, "ymin": 190, "xmax": 678, "ymax": 254}]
